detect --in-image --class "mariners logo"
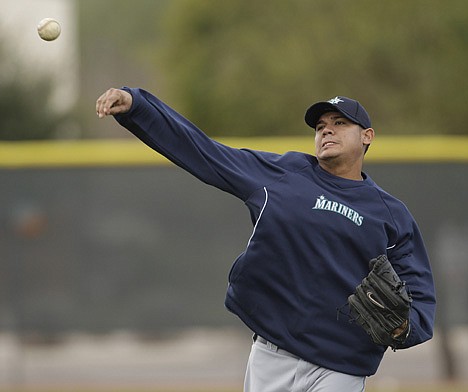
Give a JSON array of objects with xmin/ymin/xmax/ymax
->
[
  {"xmin": 313, "ymin": 195, "xmax": 364, "ymax": 226},
  {"xmin": 328, "ymin": 97, "xmax": 344, "ymax": 105}
]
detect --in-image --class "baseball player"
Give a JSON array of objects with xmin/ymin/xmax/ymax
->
[{"xmin": 96, "ymin": 88, "xmax": 436, "ymax": 392}]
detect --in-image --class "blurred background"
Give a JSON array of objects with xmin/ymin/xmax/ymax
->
[{"xmin": 1, "ymin": 0, "xmax": 467, "ymax": 391}]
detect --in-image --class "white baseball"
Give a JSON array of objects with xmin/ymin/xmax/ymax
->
[{"xmin": 37, "ymin": 18, "xmax": 61, "ymax": 41}]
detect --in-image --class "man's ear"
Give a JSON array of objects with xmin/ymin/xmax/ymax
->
[{"xmin": 362, "ymin": 128, "xmax": 375, "ymax": 147}]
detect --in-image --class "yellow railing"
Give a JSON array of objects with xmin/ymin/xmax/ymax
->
[{"xmin": 0, "ymin": 135, "xmax": 467, "ymax": 168}]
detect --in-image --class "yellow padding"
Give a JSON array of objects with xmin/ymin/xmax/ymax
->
[{"xmin": 0, "ymin": 136, "xmax": 467, "ymax": 168}]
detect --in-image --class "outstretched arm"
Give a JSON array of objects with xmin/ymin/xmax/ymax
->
[{"xmin": 94, "ymin": 87, "xmax": 286, "ymax": 201}]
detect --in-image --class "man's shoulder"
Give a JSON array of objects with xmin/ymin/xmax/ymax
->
[
  {"xmin": 279, "ymin": 150, "xmax": 315, "ymax": 168},
  {"xmin": 242, "ymin": 149, "xmax": 315, "ymax": 171},
  {"xmin": 370, "ymin": 182, "xmax": 412, "ymax": 216}
]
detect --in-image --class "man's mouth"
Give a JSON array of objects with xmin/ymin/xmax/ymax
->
[{"xmin": 322, "ymin": 141, "xmax": 337, "ymax": 148}]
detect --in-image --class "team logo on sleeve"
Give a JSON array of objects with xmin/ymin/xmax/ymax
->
[{"xmin": 312, "ymin": 195, "xmax": 364, "ymax": 226}]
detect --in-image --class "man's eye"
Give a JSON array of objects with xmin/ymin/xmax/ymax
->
[{"xmin": 335, "ymin": 120, "xmax": 345, "ymax": 125}]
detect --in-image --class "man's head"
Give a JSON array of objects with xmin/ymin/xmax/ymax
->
[
  {"xmin": 305, "ymin": 96, "xmax": 371, "ymax": 130},
  {"xmin": 304, "ymin": 96, "xmax": 374, "ymax": 179}
]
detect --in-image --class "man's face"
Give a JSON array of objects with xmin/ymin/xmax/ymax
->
[{"xmin": 314, "ymin": 111, "xmax": 372, "ymax": 164}]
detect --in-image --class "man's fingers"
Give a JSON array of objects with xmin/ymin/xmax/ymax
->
[
  {"xmin": 96, "ymin": 88, "xmax": 117, "ymax": 118},
  {"xmin": 96, "ymin": 88, "xmax": 130, "ymax": 118},
  {"xmin": 96, "ymin": 89, "xmax": 113, "ymax": 118}
]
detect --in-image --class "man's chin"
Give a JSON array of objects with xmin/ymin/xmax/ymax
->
[{"xmin": 317, "ymin": 152, "xmax": 339, "ymax": 162}]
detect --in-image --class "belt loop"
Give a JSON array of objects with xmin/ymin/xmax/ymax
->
[
  {"xmin": 253, "ymin": 334, "xmax": 279, "ymax": 353},
  {"xmin": 266, "ymin": 340, "xmax": 278, "ymax": 352}
]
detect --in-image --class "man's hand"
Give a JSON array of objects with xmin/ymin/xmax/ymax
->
[
  {"xmin": 96, "ymin": 88, "xmax": 133, "ymax": 118},
  {"xmin": 347, "ymin": 254, "xmax": 412, "ymax": 349},
  {"xmin": 391, "ymin": 319, "xmax": 409, "ymax": 339}
]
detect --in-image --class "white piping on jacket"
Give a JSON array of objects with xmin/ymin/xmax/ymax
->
[{"xmin": 246, "ymin": 187, "xmax": 268, "ymax": 248}]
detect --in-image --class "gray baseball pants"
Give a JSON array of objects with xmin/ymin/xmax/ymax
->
[{"xmin": 244, "ymin": 336, "xmax": 366, "ymax": 392}]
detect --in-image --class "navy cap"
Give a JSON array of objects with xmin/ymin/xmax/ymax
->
[{"xmin": 305, "ymin": 96, "xmax": 371, "ymax": 129}]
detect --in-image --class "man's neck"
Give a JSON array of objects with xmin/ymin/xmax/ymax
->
[{"xmin": 318, "ymin": 160, "xmax": 363, "ymax": 181}]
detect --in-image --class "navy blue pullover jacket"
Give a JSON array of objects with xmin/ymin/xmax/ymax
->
[{"xmin": 115, "ymin": 88, "xmax": 436, "ymax": 376}]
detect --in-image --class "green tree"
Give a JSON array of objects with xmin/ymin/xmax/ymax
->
[
  {"xmin": 160, "ymin": 0, "xmax": 468, "ymax": 136},
  {"xmin": 77, "ymin": 0, "xmax": 468, "ymax": 137},
  {"xmin": 76, "ymin": 0, "xmax": 170, "ymax": 138}
]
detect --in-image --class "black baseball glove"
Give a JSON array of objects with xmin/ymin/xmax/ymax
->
[{"xmin": 347, "ymin": 254, "xmax": 412, "ymax": 349}]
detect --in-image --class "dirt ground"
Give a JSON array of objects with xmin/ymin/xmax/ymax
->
[{"xmin": 0, "ymin": 327, "xmax": 466, "ymax": 390}]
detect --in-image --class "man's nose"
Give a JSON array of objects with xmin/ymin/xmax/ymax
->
[{"xmin": 322, "ymin": 126, "xmax": 334, "ymax": 135}]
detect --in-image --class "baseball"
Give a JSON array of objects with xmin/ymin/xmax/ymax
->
[{"xmin": 37, "ymin": 18, "xmax": 61, "ymax": 41}]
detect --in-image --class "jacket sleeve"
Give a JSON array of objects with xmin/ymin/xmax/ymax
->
[
  {"xmin": 114, "ymin": 88, "xmax": 285, "ymax": 201},
  {"xmin": 387, "ymin": 204, "xmax": 436, "ymax": 349}
]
